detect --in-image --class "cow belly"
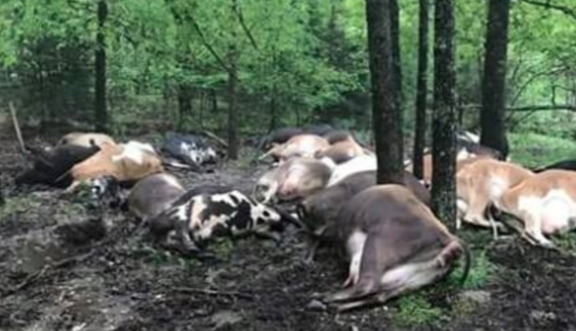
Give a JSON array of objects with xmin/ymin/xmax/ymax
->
[{"xmin": 541, "ymin": 195, "xmax": 575, "ymax": 234}]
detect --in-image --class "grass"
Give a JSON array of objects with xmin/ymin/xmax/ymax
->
[
  {"xmin": 509, "ymin": 132, "xmax": 576, "ymax": 168},
  {"xmin": 0, "ymin": 196, "xmax": 41, "ymax": 219},
  {"xmin": 393, "ymin": 294, "xmax": 447, "ymax": 327}
]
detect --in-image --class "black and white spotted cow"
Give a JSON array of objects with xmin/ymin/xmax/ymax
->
[
  {"xmin": 161, "ymin": 134, "xmax": 219, "ymax": 171},
  {"xmin": 166, "ymin": 190, "xmax": 300, "ymax": 254}
]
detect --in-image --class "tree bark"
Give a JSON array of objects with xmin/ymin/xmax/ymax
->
[
  {"xmin": 431, "ymin": 0, "xmax": 457, "ymax": 228},
  {"xmin": 412, "ymin": 0, "xmax": 430, "ymax": 179},
  {"xmin": 177, "ymin": 83, "xmax": 193, "ymax": 130},
  {"xmin": 95, "ymin": 0, "xmax": 108, "ymax": 132},
  {"xmin": 365, "ymin": 0, "xmax": 403, "ymax": 185},
  {"xmin": 480, "ymin": 0, "xmax": 511, "ymax": 158},
  {"xmin": 390, "ymin": 0, "xmax": 402, "ymax": 104}
]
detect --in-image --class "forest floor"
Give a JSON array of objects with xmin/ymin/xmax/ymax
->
[{"xmin": 2, "ymin": 130, "xmax": 576, "ymax": 331}]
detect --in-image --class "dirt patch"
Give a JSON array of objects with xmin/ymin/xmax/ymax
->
[{"xmin": 2, "ymin": 131, "xmax": 576, "ymax": 331}]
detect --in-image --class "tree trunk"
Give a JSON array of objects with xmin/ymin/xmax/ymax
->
[
  {"xmin": 95, "ymin": 0, "xmax": 108, "ymax": 132},
  {"xmin": 390, "ymin": 0, "xmax": 402, "ymax": 104},
  {"xmin": 177, "ymin": 83, "xmax": 193, "ymax": 130},
  {"xmin": 431, "ymin": 0, "xmax": 457, "ymax": 228},
  {"xmin": 365, "ymin": 0, "xmax": 403, "ymax": 185},
  {"xmin": 480, "ymin": 0, "xmax": 511, "ymax": 158},
  {"xmin": 412, "ymin": 0, "xmax": 430, "ymax": 179}
]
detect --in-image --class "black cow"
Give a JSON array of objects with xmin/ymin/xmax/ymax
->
[
  {"xmin": 16, "ymin": 144, "xmax": 100, "ymax": 188},
  {"xmin": 533, "ymin": 159, "xmax": 576, "ymax": 173}
]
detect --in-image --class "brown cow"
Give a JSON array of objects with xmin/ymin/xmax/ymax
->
[
  {"xmin": 68, "ymin": 141, "xmax": 164, "ymax": 191},
  {"xmin": 316, "ymin": 185, "xmax": 469, "ymax": 311},
  {"xmin": 496, "ymin": 170, "xmax": 576, "ymax": 248},
  {"xmin": 58, "ymin": 132, "xmax": 116, "ymax": 148},
  {"xmin": 456, "ymin": 159, "xmax": 534, "ymax": 238},
  {"xmin": 260, "ymin": 134, "xmax": 330, "ymax": 162},
  {"xmin": 128, "ymin": 173, "xmax": 185, "ymax": 222},
  {"xmin": 300, "ymin": 170, "xmax": 430, "ymax": 262}
]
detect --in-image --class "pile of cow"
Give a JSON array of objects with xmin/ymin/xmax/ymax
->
[{"xmin": 10, "ymin": 125, "xmax": 576, "ymax": 313}]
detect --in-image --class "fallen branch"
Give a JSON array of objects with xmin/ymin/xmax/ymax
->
[
  {"xmin": 521, "ymin": 0, "xmax": 576, "ymax": 20},
  {"xmin": 203, "ymin": 130, "xmax": 228, "ymax": 148},
  {"xmin": 508, "ymin": 104, "xmax": 576, "ymax": 112},
  {"xmin": 9, "ymin": 102, "xmax": 27, "ymax": 154},
  {"xmin": 2, "ymin": 249, "xmax": 99, "ymax": 298},
  {"xmin": 173, "ymin": 286, "xmax": 254, "ymax": 300}
]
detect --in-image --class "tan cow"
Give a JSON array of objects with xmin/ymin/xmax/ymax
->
[
  {"xmin": 316, "ymin": 185, "xmax": 469, "ymax": 312},
  {"xmin": 315, "ymin": 134, "xmax": 366, "ymax": 165},
  {"xmin": 456, "ymin": 159, "xmax": 534, "ymax": 237},
  {"xmin": 496, "ymin": 170, "xmax": 576, "ymax": 248},
  {"xmin": 260, "ymin": 134, "xmax": 330, "ymax": 162},
  {"xmin": 68, "ymin": 141, "xmax": 164, "ymax": 190},
  {"xmin": 58, "ymin": 132, "xmax": 116, "ymax": 148}
]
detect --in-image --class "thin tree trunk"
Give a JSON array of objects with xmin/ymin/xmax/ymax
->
[
  {"xmin": 431, "ymin": 0, "xmax": 457, "ymax": 228},
  {"xmin": 177, "ymin": 83, "xmax": 193, "ymax": 130},
  {"xmin": 480, "ymin": 0, "xmax": 511, "ymax": 158},
  {"xmin": 412, "ymin": 0, "xmax": 430, "ymax": 179},
  {"xmin": 95, "ymin": 0, "xmax": 108, "ymax": 132},
  {"xmin": 365, "ymin": 0, "xmax": 403, "ymax": 184}
]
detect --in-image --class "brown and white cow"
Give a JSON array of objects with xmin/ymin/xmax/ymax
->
[
  {"xmin": 496, "ymin": 170, "xmax": 576, "ymax": 248},
  {"xmin": 254, "ymin": 157, "xmax": 332, "ymax": 203},
  {"xmin": 316, "ymin": 185, "xmax": 469, "ymax": 311},
  {"xmin": 68, "ymin": 141, "xmax": 164, "ymax": 190},
  {"xmin": 456, "ymin": 159, "xmax": 534, "ymax": 237},
  {"xmin": 260, "ymin": 134, "xmax": 330, "ymax": 162},
  {"xmin": 315, "ymin": 134, "xmax": 366, "ymax": 165},
  {"xmin": 58, "ymin": 132, "xmax": 116, "ymax": 148}
]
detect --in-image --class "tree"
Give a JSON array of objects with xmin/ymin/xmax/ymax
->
[
  {"xmin": 431, "ymin": 0, "xmax": 457, "ymax": 227},
  {"xmin": 480, "ymin": 0, "xmax": 511, "ymax": 158},
  {"xmin": 412, "ymin": 0, "xmax": 430, "ymax": 179},
  {"xmin": 95, "ymin": 0, "xmax": 108, "ymax": 132},
  {"xmin": 365, "ymin": 0, "xmax": 403, "ymax": 185}
]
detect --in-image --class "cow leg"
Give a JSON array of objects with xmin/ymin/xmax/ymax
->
[
  {"xmin": 522, "ymin": 213, "xmax": 555, "ymax": 248},
  {"xmin": 323, "ymin": 231, "xmax": 418, "ymax": 304},
  {"xmin": 342, "ymin": 230, "xmax": 368, "ymax": 288},
  {"xmin": 334, "ymin": 243, "xmax": 457, "ymax": 312}
]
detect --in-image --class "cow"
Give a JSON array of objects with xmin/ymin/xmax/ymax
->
[
  {"xmin": 326, "ymin": 154, "xmax": 377, "ymax": 187},
  {"xmin": 314, "ymin": 185, "xmax": 469, "ymax": 312},
  {"xmin": 260, "ymin": 127, "xmax": 305, "ymax": 150},
  {"xmin": 315, "ymin": 134, "xmax": 366, "ymax": 165},
  {"xmin": 533, "ymin": 159, "xmax": 576, "ymax": 173},
  {"xmin": 161, "ymin": 134, "xmax": 219, "ymax": 171},
  {"xmin": 260, "ymin": 134, "xmax": 330, "ymax": 162},
  {"xmin": 58, "ymin": 132, "xmax": 116, "ymax": 148},
  {"xmin": 68, "ymin": 141, "xmax": 164, "ymax": 191},
  {"xmin": 147, "ymin": 184, "xmax": 234, "ymax": 237},
  {"xmin": 303, "ymin": 123, "xmax": 334, "ymax": 137},
  {"xmin": 254, "ymin": 158, "xmax": 333, "ymax": 203},
  {"xmin": 127, "ymin": 173, "xmax": 185, "ymax": 222},
  {"xmin": 495, "ymin": 170, "xmax": 576, "ymax": 248},
  {"xmin": 456, "ymin": 159, "xmax": 534, "ymax": 238},
  {"xmin": 299, "ymin": 170, "xmax": 430, "ymax": 260},
  {"xmin": 162, "ymin": 190, "xmax": 301, "ymax": 255},
  {"xmin": 15, "ymin": 144, "xmax": 100, "ymax": 188}
]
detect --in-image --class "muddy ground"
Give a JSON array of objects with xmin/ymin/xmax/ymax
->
[{"xmin": 1, "ymin": 130, "xmax": 576, "ymax": 331}]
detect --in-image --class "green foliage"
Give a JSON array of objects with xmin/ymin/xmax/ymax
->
[
  {"xmin": 0, "ymin": 0, "xmax": 574, "ymax": 135},
  {"xmin": 0, "ymin": 196, "xmax": 40, "ymax": 219},
  {"xmin": 509, "ymin": 132, "xmax": 576, "ymax": 168},
  {"xmin": 448, "ymin": 249, "xmax": 496, "ymax": 290},
  {"xmin": 393, "ymin": 294, "xmax": 447, "ymax": 327}
]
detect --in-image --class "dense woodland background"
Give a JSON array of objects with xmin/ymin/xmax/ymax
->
[{"xmin": 0, "ymin": 0, "xmax": 575, "ymax": 149}]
